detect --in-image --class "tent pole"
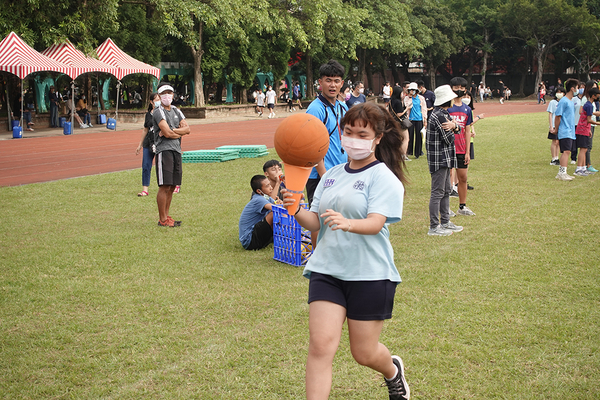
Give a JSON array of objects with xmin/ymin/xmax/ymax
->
[
  {"xmin": 4, "ymin": 73, "xmax": 11, "ymax": 131},
  {"xmin": 116, "ymin": 80, "xmax": 121, "ymax": 127},
  {"xmin": 71, "ymin": 81, "xmax": 75, "ymax": 131},
  {"xmin": 20, "ymin": 80, "xmax": 23, "ymax": 128}
]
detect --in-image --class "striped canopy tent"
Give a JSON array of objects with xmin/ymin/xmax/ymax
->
[
  {"xmin": 42, "ymin": 40, "xmax": 118, "ymax": 127},
  {"xmin": 0, "ymin": 32, "xmax": 74, "ymax": 130},
  {"xmin": 96, "ymin": 38, "xmax": 160, "ymax": 121}
]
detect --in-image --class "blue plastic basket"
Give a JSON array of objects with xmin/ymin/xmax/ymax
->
[{"xmin": 272, "ymin": 205, "xmax": 312, "ymax": 267}]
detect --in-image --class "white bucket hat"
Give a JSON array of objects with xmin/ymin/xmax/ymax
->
[
  {"xmin": 408, "ymin": 82, "xmax": 419, "ymax": 91},
  {"xmin": 434, "ymin": 85, "xmax": 457, "ymax": 106}
]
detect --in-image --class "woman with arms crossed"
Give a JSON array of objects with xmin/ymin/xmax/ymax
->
[{"xmin": 284, "ymin": 102, "xmax": 410, "ymax": 400}]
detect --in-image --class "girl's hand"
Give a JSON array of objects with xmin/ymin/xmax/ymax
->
[
  {"xmin": 135, "ymin": 145, "xmax": 142, "ymax": 155},
  {"xmin": 321, "ymin": 209, "xmax": 351, "ymax": 232}
]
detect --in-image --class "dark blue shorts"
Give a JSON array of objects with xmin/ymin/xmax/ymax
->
[
  {"xmin": 559, "ymin": 138, "xmax": 574, "ymax": 153},
  {"xmin": 576, "ymin": 135, "xmax": 590, "ymax": 149},
  {"xmin": 246, "ymin": 218, "xmax": 273, "ymax": 250},
  {"xmin": 308, "ymin": 272, "xmax": 397, "ymax": 321}
]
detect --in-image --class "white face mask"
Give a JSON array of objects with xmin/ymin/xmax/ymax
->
[
  {"xmin": 462, "ymin": 97, "xmax": 471, "ymax": 106},
  {"xmin": 358, "ymin": 88, "xmax": 364, "ymax": 94},
  {"xmin": 160, "ymin": 93, "xmax": 173, "ymax": 106},
  {"xmin": 556, "ymin": 93, "xmax": 564, "ymax": 100},
  {"xmin": 341, "ymin": 135, "xmax": 375, "ymax": 160}
]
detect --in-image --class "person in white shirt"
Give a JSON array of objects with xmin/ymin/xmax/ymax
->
[{"xmin": 265, "ymin": 86, "xmax": 277, "ymax": 118}]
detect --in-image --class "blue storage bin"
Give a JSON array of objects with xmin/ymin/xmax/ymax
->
[
  {"xmin": 12, "ymin": 126, "xmax": 22, "ymax": 138},
  {"xmin": 272, "ymin": 205, "xmax": 312, "ymax": 267},
  {"xmin": 11, "ymin": 120, "xmax": 19, "ymax": 131},
  {"xmin": 59, "ymin": 117, "xmax": 66, "ymax": 127},
  {"xmin": 63, "ymin": 121, "xmax": 72, "ymax": 135},
  {"xmin": 106, "ymin": 118, "xmax": 116, "ymax": 130},
  {"xmin": 97, "ymin": 114, "xmax": 107, "ymax": 124}
]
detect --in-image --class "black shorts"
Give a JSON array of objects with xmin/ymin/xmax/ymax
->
[
  {"xmin": 246, "ymin": 218, "xmax": 273, "ymax": 250},
  {"xmin": 576, "ymin": 135, "xmax": 590, "ymax": 149},
  {"xmin": 267, "ymin": 103, "xmax": 275, "ymax": 109},
  {"xmin": 156, "ymin": 150, "xmax": 182, "ymax": 186},
  {"xmin": 469, "ymin": 142, "xmax": 475, "ymax": 160},
  {"xmin": 292, "ymin": 94, "xmax": 299, "ymax": 100},
  {"xmin": 306, "ymin": 177, "xmax": 321, "ymax": 206},
  {"xmin": 308, "ymin": 272, "xmax": 397, "ymax": 320},
  {"xmin": 559, "ymin": 138, "xmax": 574, "ymax": 153},
  {"xmin": 548, "ymin": 131, "xmax": 558, "ymax": 140},
  {"xmin": 456, "ymin": 153, "xmax": 468, "ymax": 169}
]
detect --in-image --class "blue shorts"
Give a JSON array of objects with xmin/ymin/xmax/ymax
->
[{"xmin": 308, "ymin": 272, "xmax": 397, "ymax": 321}]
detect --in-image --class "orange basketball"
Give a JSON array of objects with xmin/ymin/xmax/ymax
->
[{"xmin": 274, "ymin": 113, "xmax": 330, "ymax": 167}]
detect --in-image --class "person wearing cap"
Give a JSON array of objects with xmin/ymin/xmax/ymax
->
[
  {"xmin": 426, "ymin": 85, "xmax": 463, "ymax": 236},
  {"xmin": 403, "ymin": 82, "xmax": 428, "ymax": 158},
  {"xmin": 153, "ymin": 83, "xmax": 190, "ymax": 227}
]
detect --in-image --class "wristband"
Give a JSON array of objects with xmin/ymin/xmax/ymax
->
[
  {"xmin": 294, "ymin": 206, "xmax": 301, "ymax": 216},
  {"xmin": 343, "ymin": 219, "xmax": 352, "ymax": 232}
]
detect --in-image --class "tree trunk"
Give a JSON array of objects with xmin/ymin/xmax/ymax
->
[
  {"xmin": 366, "ymin": 60, "xmax": 374, "ymax": 95},
  {"xmin": 428, "ymin": 66, "xmax": 436, "ymax": 90},
  {"xmin": 481, "ymin": 28, "xmax": 489, "ymax": 87},
  {"xmin": 191, "ymin": 21, "xmax": 205, "ymax": 107},
  {"xmin": 357, "ymin": 48, "xmax": 365, "ymax": 84},
  {"xmin": 467, "ymin": 49, "xmax": 475, "ymax": 88},
  {"xmin": 306, "ymin": 50, "xmax": 314, "ymax": 99},
  {"xmin": 534, "ymin": 44, "xmax": 544, "ymax": 96}
]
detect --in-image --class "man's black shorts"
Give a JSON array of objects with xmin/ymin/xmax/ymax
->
[
  {"xmin": 156, "ymin": 150, "xmax": 182, "ymax": 187},
  {"xmin": 548, "ymin": 131, "xmax": 558, "ymax": 140},
  {"xmin": 456, "ymin": 153, "xmax": 468, "ymax": 169},
  {"xmin": 246, "ymin": 218, "xmax": 273, "ymax": 250},
  {"xmin": 576, "ymin": 135, "xmax": 590, "ymax": 149},
  {"xmin": 559, "ymin": 138, "xmax": 574, "ymax": 153}
]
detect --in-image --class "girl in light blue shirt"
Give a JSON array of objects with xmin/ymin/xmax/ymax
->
[{"xmin": 284, "ymin": 102, "xmax": 410, "ymax": 400}]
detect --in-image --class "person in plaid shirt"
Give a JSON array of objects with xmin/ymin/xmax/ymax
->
[{"xmin": 426, "ymin": 85, "xmax": 464, "ymax": 236}]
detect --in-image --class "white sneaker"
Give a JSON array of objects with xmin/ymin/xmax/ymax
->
[
  {"xmin": 448, "ymin": 209, "xmax": 456, "ymax": 217},
  {"xmin": 457, "ymin": 206, "xmax": 476, "ymax": 216},
  {"xmin": 428, "ymin": 225, "xmax": 453, "ymax": 236},
  {"xmin": 555, "ymin": 172, "xmax": 574, "ymax": 181},
  {"xmin": 88, "ymin": 123, "xmax": 93, "ymax": 127},
  {"xmin": 442, "ymin": 221, "xmax": 463, "ymax": 232},
  {"xmin": 80, "ymin": 123, "xmax": 88, "ymax": 128},
  {"xmin": 570, "ymin": 160, "xmax": 576, "ymax": 165}
]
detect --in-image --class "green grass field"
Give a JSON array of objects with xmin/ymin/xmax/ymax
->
[{"xmin": 1, "ymin": 111, "xmax": 599, "ymax": 399}]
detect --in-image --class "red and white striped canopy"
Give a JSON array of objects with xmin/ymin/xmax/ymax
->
[
  {"xmin": 42, "ymin": 40, "xmax": 118, "ymax": 79},
  {"xmin": 0, "ymin": 32, "xmax": 74, "ymax": 79},
  {"xmin": 96, "ymin": 38, "xmax": 160, "ymax": 81}
]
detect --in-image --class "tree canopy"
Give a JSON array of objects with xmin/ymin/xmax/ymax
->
[{"xmin": 2, "ymin": 0, "xmax": 600, "ymax": 105}]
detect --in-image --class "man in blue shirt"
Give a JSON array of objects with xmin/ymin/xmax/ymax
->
[
  {"xmin": 552, "ymin": 78, "xmax": 580, "ymax": 181},
  {"xmin": 305, "ymin": 60, "xmax": 348, "ymax": 204},
  {"xmin": 239, "ymin": 175, "xmax": 276, "ymax": 250},
  {"xmin": 346, "ymin": 81, "xmax": 367, "ymax": 108}
]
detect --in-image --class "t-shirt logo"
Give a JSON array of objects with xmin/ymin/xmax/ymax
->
[
  {"xmin": 353, "ymin": 180, "xmax": 365, "ymax": 190},
  {"xmin": 323, "ymin": 178, "xmax": 336, "ymax": 188}
]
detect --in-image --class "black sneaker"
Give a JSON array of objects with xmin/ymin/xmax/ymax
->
[
  {"xmin": 450, "ymin": 189, "xmax": 459, "ymax": 197},
  {"xmin": 467, "ymin": 184, "xmax": 474, "ymax": 190},
  {"xmin": 384, "ymin": 356, "xmax": 410, "ymax": 400}
]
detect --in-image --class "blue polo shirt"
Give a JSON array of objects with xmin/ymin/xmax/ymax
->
[{"xmin": 306, "ymin": 94, "xmax": 348, "ymax": 179}]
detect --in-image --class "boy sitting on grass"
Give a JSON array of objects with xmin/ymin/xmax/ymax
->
[
  {"xmin": 263, "ymin": 159, "xmax": 286, "ymax": 201},
  {"xmin": 239, "ymin": 175, "xmax": 276, "ymax": 250}
]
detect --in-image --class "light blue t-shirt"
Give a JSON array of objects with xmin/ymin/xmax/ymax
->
[
  {"xmin": 547, "ymin": 99, "xmax": 558, "ymax": 129},
  {"xmin": 303, "ymin": 161, "xmax": 405, "ymax": 282},
  {"xmin": 556, "ymin": 96, "xmax": 576, "ymax": 140},
  {"xmin": 238, "ymin": 193, "xmax": 274, "ymax": 249},
  {"xmin": 409, "ymin": 96, "xmax": 422, "ymax": 121},
  {"xmin": 572, "ymin": 96, "xmax": 582, "ymax": 126},
  {"xmin": 306, "ymin": 95, "xmax": 348, "ymax": 179}
]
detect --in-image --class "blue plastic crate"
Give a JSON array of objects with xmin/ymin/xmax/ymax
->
[
  {"xmin": 12, "ymin": 126, "xmax": 22, "ymax": 138},
  {"xmin": 97, "ymin": 114, "xmax": 107, "ymax": 124},
  {"xmin": 272, "ymin": 205, "xmax": 312, "ymax": 267},
  {"xmin": 106, "ymin": 118, "xmax": 116, "ymax": 130},
  {"xmin": 63, "ymin": 121, "xmax": 72, "ymax": 135}
]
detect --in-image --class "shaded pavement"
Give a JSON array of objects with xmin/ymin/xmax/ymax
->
[{"xmin": 0, "ymin": 100, "xmax": 546, "ymax": 187}]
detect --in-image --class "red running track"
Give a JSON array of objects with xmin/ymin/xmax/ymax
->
[{"xmin": 0, "ymin": 100, "xmax": 545, "ymax": 187}]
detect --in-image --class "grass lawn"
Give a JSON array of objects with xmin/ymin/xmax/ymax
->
[{"xmin": 1, "ymin": 111, "xmax": 599, "ymax": 399}]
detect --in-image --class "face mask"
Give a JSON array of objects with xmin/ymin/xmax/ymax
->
[
  {"xmin": 154, "ymin": 100, "xmax": 161, "ymax": 108},
  {"xmin": 359, "ymin": 88, "xmax": 364, "ymax": 94},
  {"xmin": 556, "ymin": 93, "xmax": 564, "ymax": 100},
  {"xmin": 341, "ymin": 135, "xmax": 375, "ymax": 160},
  {"xmin": 345, "ymin": 93, "xmax": 351, "ymax": 101},
  {"xmin": 578, "ymin": 88, "xmax": 584, "ymax": 95},
  {"xmin": 160, "ymin": 93, "xmax": 173, "ymax": 106},
  {"xmin": 462, "ymin": 97, "xmax": 471, "ymax": 106},
  {"xmin": 454, "ymin": 89, "xmax": 466, "ymax": 97}
]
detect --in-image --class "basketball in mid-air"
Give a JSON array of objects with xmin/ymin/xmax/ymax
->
[{"xmin": 274, "ymin": 113, "xmax": 329, "ymax": 167}]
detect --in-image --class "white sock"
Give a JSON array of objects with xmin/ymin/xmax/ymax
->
[
  {"xmin": 386, "ymin": 364, "xmax": 399, "ymax": 381},
  {"xmin": 576, "ymin": 166, "xmax": 584, "ymax": 172},
  {"xmin": 559, "ymin": 166, "xmax": 567, "ymax": 174}
]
